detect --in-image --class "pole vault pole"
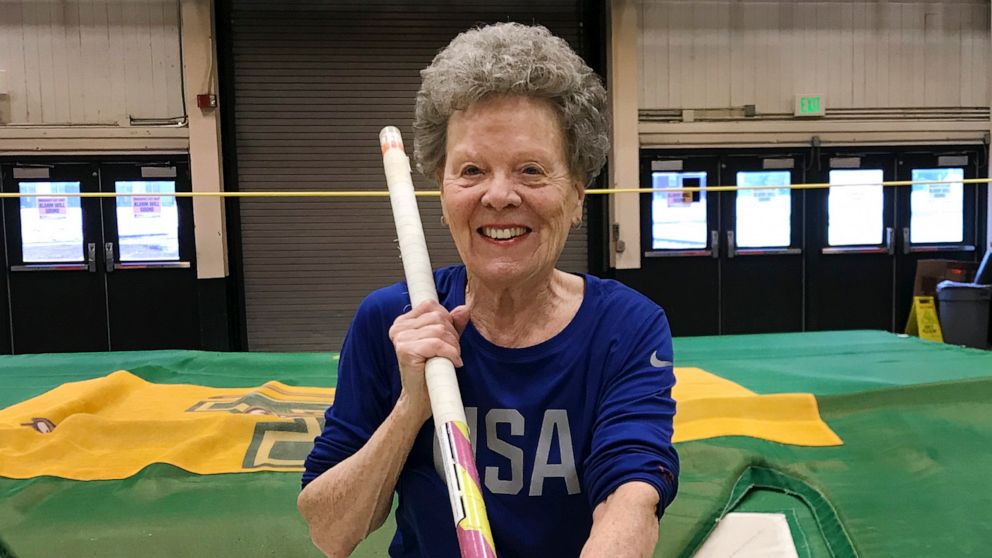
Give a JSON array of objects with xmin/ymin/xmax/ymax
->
[{"xmin": 379, "ymin": 126, "xmax": 496, "ymax": 558}]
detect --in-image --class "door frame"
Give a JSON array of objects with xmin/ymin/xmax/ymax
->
[{"xmin": 719, "ymin": 153, "xmax": 806, "ymax": 333}]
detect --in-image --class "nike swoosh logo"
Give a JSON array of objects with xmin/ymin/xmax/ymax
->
[{"xmin": 650, "ymin": 352, "xmax": 672, "ymax": 368}]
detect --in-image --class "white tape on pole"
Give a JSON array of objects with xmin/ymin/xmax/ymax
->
[{"xmin": 380, "ymin": 126, "xmax": 468, "ymax": 426}]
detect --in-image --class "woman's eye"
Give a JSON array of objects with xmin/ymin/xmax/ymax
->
[
  {"xmin": 522, "ymin": 166, "xmax": 543, "ymax": 175},
  {"xmin": 462, "ymin": 165, "xmax": 482, "ymax": 177}
]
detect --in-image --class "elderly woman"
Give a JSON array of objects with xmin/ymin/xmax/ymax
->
[{"xmin": 299, "ymin": 23, "xmax": 677, "ymax": 558}]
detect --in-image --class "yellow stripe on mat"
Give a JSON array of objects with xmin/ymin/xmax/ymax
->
[
  {"xmin": 0, "ymin": 367, "xmax": 839, "ymax": 481},
  {"xmin": 0, "ymin": 371, "xmax": 334, "ymax": 480},
  {"xmin": 672, "ymin": 367, "xmax": 842, "ymax": 447}
]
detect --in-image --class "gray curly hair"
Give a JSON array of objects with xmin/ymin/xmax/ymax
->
[{"xmin": 413, "ymin": 23, "xmax": 610, "ymax": 185}]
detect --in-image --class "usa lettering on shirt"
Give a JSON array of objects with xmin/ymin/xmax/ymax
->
[{"xmin": 432, "ymin": 407, "xmax": 580, "ymax": 497}]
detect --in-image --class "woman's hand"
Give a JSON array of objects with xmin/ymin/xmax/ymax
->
[{"xmin": 388, "ymin": 301, "xmax": 471, "ymax": 424}]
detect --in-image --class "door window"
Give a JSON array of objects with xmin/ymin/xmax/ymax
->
[
  {"xmin": 735, "ymin": 171, "xmax": 792, "ymax": 248},
  {"xmin": 18, "ymin": 181, "xmax": 84, "ymax": 263},
  {"xmin": 650, "ymin": 171, "xmax": 708, "ymax": 249},
  {"xmin": 115, "ymin": 181, "xmax": 180, "ymax": 261},
  {"xmin": 910, "ymin": 168, "xmax": 964, "ymax": 244},
  {"xmin": 827, "ymin": 170, "xmax": 884, "ymax": 246}
]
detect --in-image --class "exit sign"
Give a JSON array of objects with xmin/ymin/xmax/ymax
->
[{"xmin": 794, "ymin": 95, "xmax": 825, "ymax": 117}]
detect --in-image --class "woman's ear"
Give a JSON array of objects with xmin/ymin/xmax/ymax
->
[
  {"xmin": 572, "ymin": 179, "xmax": 586, "ymax": 224},
  {"xmin": 440, "ymin": 200, "xmax": 450, "ymax": 227},
  {"xmin": 439, "ymin": 179, "xmax": 450, "ymax": 227}
]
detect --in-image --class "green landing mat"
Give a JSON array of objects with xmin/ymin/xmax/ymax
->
[{"xmin": 2, "ymin": 331, "xmax": 991, "ymax": 557}]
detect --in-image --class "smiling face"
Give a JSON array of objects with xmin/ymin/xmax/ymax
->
[{"xmin": 440, "ymin": 95, "xmax": 585, "ymax": 288}]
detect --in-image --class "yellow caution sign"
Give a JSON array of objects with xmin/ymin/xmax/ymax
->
[{"xmin": 905, "ymin": 296, "xmax": 944, "ymax": 343}]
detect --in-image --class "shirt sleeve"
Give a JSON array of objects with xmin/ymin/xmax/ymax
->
[
  {"xmin": 302, "ymin": 294, "xmax": 397, "ymax": 488},
  {"xmin": 582, "ymin": 305, "xmax": 679, "ymax": 516}
]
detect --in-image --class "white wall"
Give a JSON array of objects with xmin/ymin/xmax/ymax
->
[
  {"xmin": 609, "ymin": 0, "xmax": 643, "ymax": 269},
  {"xmin": 640, "ymin": 0, "xmax": 990, "ymax": 113},
  {"xmin": 0, "ymin": 0, "xmax": 184, "ymax": 125},
  {"xmin": 181, "ymin": 0, "xmax": 227, "ymax": 279},
  {"xmin": 0, "ymin": 0, "xmax": 225, "ymax": 278}
]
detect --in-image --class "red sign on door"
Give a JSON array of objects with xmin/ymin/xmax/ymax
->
[
  {"xmin": 38, "ymin": 197, "xmax": 67, "ymax": 219},
  {"xmin": 667, "ymin": 191, "xmax": 693, "ymax": 207},
  {"xmin": 133, "ymin": 196, "xmax": 161, "ymax": 217}
]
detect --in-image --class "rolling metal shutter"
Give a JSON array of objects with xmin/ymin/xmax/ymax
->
[{"xmin": 228, "ymin": 0, "xmax": 588, "ymax": 351}]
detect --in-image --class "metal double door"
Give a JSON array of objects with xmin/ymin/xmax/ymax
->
[
  {"xmin": 806, "ymin": 148, "xmax": 984, "ymax": 331},
  {"xmin": 0, "ymin": 161, "xmax": 197, "ymax": 354},
  {"xmin": 622, "ymin": 147, "xmax": 985, "ymax": 336},
  {"xmin": 620, "ymin": 153, "xmax": 804, "ymax": 336}
]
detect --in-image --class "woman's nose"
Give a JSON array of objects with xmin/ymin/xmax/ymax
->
[{"xmin": 480, "ymin": 173, "xmax": 522, "ymax": 210}]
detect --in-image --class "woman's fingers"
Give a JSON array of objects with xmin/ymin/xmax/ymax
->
[
  {"xmin": 389, "ymin": 301, "xmax": 465, "ymax": 423},
  {"xmin": 395, "ymin": 337, "xmax": 463, "ymax": 368},
  {"xmin": 390, "ymin": 302, "xmax": 458, "ymax": 339},
  {"xmin": 389, "ymin": 301, "xmax": 465, "ymax": 368},
  {"xmin": 400, "ymin": 300, "xmax": 449, "ymax": 320},
  {"xmin": 393, "ymin": 312, "xmax": 459, "ymax": 341},
  {"xmin": 393, "ymin": 323, "xmax": 459, "ymax": 350}
]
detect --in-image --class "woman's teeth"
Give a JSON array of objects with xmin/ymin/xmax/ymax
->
[{"xmin": 480, "ymin": 226, "xmax": 529, "ymax": 240}]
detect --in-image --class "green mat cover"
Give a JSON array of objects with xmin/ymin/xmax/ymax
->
[{"xmin": 2, "ymin": 331, "xmax": 991, "ymax": 557}]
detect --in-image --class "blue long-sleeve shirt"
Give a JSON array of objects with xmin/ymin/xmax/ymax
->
[{"xmin": 303, "ymin": 265, "xmax": 678, "ymax": 557}]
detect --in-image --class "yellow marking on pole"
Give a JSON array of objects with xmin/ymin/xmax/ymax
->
[{"xmin": 455, "ymin": 463, "xmax": 497, "ymax": 552}]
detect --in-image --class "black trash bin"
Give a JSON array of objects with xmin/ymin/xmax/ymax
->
[{"xmin": 936, "ymin": 280, "xmax": 991, "ymax": 349}]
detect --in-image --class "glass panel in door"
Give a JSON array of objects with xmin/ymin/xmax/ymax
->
[
  {"xmin": 18, "ymin": 181, "xmax": 84, "ymax": 263},
  {"xmin": 115, "ymin": 180, "xmax": 180, "ymax": 261},
  {"xmin": 650, "ymin": 171, "xmax": 708, "ymax": 249},
  {"xmin": 909, "ymin": 168, "xmax": 964, "ymax": 244},
  {"xmin": 827, "ymin": 169, "xmax": 885, "ymax": 246},
  {"xmin": 735, "ymin": 171, "xmax": 792, "ymax": 248}
]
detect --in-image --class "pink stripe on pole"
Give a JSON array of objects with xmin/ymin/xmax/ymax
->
[
  {"xmin": 449, "ymin": 422, "xmax": 480, "ymax": 486},
  {"xmin": 456, "ymin": 526, "xmax": 498, "ymax": 558},
  {"xmin": 447, "ymin": 422, "xmax": 497, "ymax": 558}
]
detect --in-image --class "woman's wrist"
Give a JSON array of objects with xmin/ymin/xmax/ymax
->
[{"xmin": 395, "ymin": 391, "xmax": 432, "ymax": 425}]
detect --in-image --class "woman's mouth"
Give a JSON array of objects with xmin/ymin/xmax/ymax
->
[{"xmin": 478, "ymin": 226, "xmax": 531, "ymax": 241}]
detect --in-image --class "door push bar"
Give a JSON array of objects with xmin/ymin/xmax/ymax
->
[
  {"xmin": 87, "ymin": 243, "xmax": 97, "ymax": 273},
  {"xmin": 104, "ymin": 243, "xmax": 115, "ymax": 273}
]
